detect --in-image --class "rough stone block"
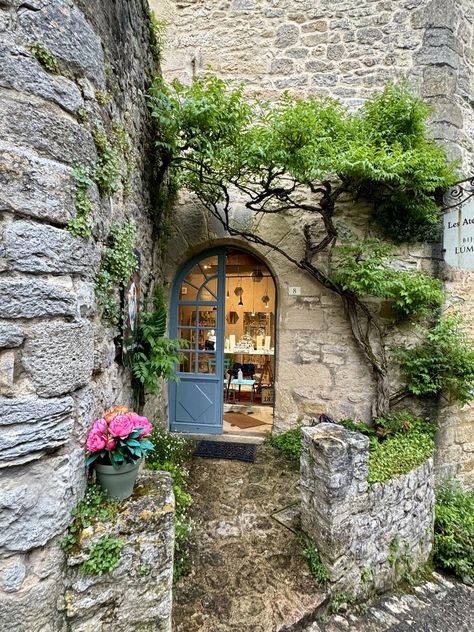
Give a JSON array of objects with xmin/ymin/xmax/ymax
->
[
  {"xmin": 0, "ymin": 95, "xmax": 96, "ymax": 166},
  {"xmin": 18, "ymin": 0, "xmax": 106, "ymax": 87},
  {"xmin": 4, "ymin": 221, "xmax": 99, "ymax": 277},
  {"xmin": 0, "ymin": 350, "xmax": 15, "ymax": 395},
  {"xmin": 0, "ymin": 146, "xmax": 76, "ymax": 224},
  {"xmin": 0, "ymin": 543, "xmax": 65, "ymax": 632},
  {"xmin": 0, "ymin": 278, "xmax": 76, "ymax": 319},
  {"xmin": 22, "ymin": 320, "xmax": 94, "ymax": 397},
  {"xmin": 275, "ymin": 24, "xmax": 300, "ymax": 48},
  {"xmin": 0, "ymin": 322, "xmax": 24, "ymax": 348},
  {"xmin": 0, "ymin": 396, "xmax": 74, "ymax": 466},
  {"xmin": 64, "ymin": 471, "xmax": 174, "ymax": 632},
  {"xmin": 0, "ymin": 42, "xmax": 83, "ymax": 113},
  {"xmin": 0, "ymin": 448, "xmax": 84, "ymax": 551}
]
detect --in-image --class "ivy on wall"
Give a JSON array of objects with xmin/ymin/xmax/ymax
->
[{"xmin": 95, "ymin": 220, "xmax": 138, "ymax": 326}]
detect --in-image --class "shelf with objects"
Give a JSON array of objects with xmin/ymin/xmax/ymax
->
[{"xmin": 223, "ymin": 253, "xmax": 276, "ymax": 410}]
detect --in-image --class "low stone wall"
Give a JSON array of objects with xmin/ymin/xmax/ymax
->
[
  {"xmin": 300, "ymin": 423, "xmax": 434, "ymax": 596},
  {"xmin": 64, "ymin": 471, "xmax": 175, "ymax": 632}
]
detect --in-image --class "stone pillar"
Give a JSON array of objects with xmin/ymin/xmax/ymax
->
[{"xmin": 301, "ymin": 423, "xmax": 435, "ymax": 596}]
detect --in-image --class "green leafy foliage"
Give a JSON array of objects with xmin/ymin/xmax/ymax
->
[
  {"xmin": 148, "ymin": 75, "xmax": 457, "ymax": 241},
  {"xmin": 131, "ymin": 287, "xmax": 186, "ymax": 394},
  {"xmin": 333, "ymin": 239, "xmax": 444, "ymax": 318},
  {"xmin": 96, "ymin": 220, "xmax": 138, "ymax": 326},
  {"xmin": 367, "ymin": 418, "xmax": 434, "ymax": 485},
  {"xmin": 434, "ymin": 480, "xmax": 474, "ymax": 583},
  {"xmin": 145, "ymin": 427, "xmax": 194, "ymax": 581},
  {"xmin": 395, "ymin": 312, "xmax": 474, "ymax": 404},
  {"xmin": 299, "ymin": 534, "xmax": 329, "ymax": 583},
  {"xmin": 148, "ymin": 9, "xmax": 167, "ymax": 64},
  {"xmin": 61, "ymin": 481, "xmax": 119, "ymax": 553},
  {"xmin": 92, "ymin": 127, "xmax": 122, "ymax": 195},
  {"xmin": 340, "ymin": 414, "xmax": 434, "ymax": 484},
  {"xmin": 80, "ymin": 536, "xmax": 123, "ymax": 575},
  {"xmin": 28, "ymin": 42, "xmax": 59, "ymax": 73},
  {"xmin": 67, "ymin": 165, "xmax": 94, "ymax": 238},
  {"xmin": 264, "ymin": 427, "xmax": 302, "ymax": 461}
]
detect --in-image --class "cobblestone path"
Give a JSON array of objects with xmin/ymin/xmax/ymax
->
[
  {"xmin": 172, "ymin": 445, "xmax": 327, "ymax": 632},
  {"xmin": 172, "ymin": 444, "xmax": 473, "ymax": 632},
  {"xmin": 304, "ymin": 573, "xmax": 474, "ymax": 632}
]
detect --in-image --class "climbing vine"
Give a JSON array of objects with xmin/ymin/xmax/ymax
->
[
  {"xmin": 148, "ymin": 74, "xmax": 465, "ymax": 416},
  {"xmin": 96, "ymin": 220, "xmax": 138, "ymax": 326},
  {"xmin": 67, "ymin": 165, "xmax": 94, "ymax": 238}
]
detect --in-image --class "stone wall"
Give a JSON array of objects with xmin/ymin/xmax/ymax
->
[
  {"xmin": 0, "ymin": 0, "xmax": 169, "ymax": 629},
  {"xmin": 300, "ymin": 423, "xmax": 435, "ymax": 596},
  {"xmin": 64, "ymin": 471, "xmax": 174, "ymax": 632},
  {"xmin": 154, "ymin": 0, "xmax": 474, "ymax": 486}
]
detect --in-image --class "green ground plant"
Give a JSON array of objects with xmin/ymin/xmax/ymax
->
[
  {"xmin": 264, "ymin": 427, "xmax": 302, "ymax": 461},
  {"xmin": 80, "ymin": 536, "xmax": 123, "ymax": 575},
  {"xmin": 299, "ymin": 533, "xmax": 329, "ymax": 583},
  {"xmin": 433, "ymin": 479, "xmax": 474, "ymax": 584},
  {"xmin": 61, "ymin": 481, "xmax": 119, "ymax": 553},
  {"xmin": 145, "ymin": 427, "xmax": 194, "ymax": 581},
  {"xmin": 341, "ymin": 414, "xmax": 435, "ymax": 485}
]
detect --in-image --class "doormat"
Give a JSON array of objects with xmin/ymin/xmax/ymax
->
[
  {"xmin": 224, "ymin": 412, "xmax": 265, "ymax": 429},
  {"xmin": 193, "ymin": 440, "xmax": 257, "ymax": 463}
]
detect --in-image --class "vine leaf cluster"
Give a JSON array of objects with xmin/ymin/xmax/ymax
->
[{"xmin": 148, "ymin": 74, "xmax": 473, "ymax": 417}]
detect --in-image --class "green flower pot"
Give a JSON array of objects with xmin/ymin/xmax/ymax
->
[{"xmin": 94, "ymin": 459, "xmax": 141, "ymax": 500}]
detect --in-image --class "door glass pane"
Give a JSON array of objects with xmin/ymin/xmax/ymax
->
[
  {"xmin": 178, "ymin": 329, "xmax": 195, "ymax": 348},
  {"xmin": 198, "ymin": 276, "xmax": 218, "ymax": 300},
  {"xmin": 198, "ymin": 328, "xmax": 217, "ymax": 351},
  {"xmin": 178, "ymin": 304, "xmax": 196, "ymax": 327},
  {"xmin": 198, "ymin": 309, "xmax": 217, "ymax": 327},
  {"xmin": 178, "ymin": 351, "xmax": 196, "ymax": 373},
  {"xmin": 180, "ymin": 282, "xmax": 198, "ymax": 301},
  {"xmin": 197, "ymin": 352, "xmax": 216, "ymax": 374}
]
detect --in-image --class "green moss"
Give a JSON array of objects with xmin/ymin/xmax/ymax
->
[{"xmin": 28, "ymin": 42, "xmax": 59, "ymax": 73}]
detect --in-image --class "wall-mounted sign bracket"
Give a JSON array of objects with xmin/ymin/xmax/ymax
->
[{"xmin": 443, "ymin": 176, "xmax": 474, "ymax": 211}]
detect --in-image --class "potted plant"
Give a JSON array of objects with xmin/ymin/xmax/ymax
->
[{"xmin": 85, "ymin": 405, "xmax": 154, "ymax": 500}]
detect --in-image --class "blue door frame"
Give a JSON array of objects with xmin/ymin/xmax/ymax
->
[{"xmin": 169, "ymin": 249, "xmax": 226, "ymax": 434}]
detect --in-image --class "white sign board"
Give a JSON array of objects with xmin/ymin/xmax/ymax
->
[
  {"xmin": 443, "ymin": 199, "xmax": 474, "ymax": 270},
  {"xmin": 288, "ymin": 286, "xmax": 301, "ymax": 296}
]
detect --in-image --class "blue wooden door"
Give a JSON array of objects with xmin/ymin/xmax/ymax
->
[{"xmin": 169, "ymin": 249, "xmax": 225, "ymax": 434}]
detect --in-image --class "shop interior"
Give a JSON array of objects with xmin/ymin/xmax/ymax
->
[{"xmin": 178, "ymin": 250, "xmax": 276, "ymax": 435}]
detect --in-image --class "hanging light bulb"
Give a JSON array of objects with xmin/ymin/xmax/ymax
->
[
  {"xmin": 262, "ymin": 294, "xmax": 270, "ymax": 309},
  {"xmin": 238, "ymin": 295, "xmax": 243, "ymax": 306}
]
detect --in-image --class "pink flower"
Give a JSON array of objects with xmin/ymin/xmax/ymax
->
[
  {"xmin": 109, "ymin": 414, "xmax": 136, "ymax": 439},
  {"xmin": 86, "ymin": 429, "xmax": 107, "ymax": 452},
  {"xmin": 92, "ymin": 418, "xmax": 107, "ymax": 434},
  {"xmin": 133, "ymin": 415, "xmax": 152, "ymax": 438},
  {"xmin": 105, "ymin": 438, "xmax": 117, "ymax": 451}
]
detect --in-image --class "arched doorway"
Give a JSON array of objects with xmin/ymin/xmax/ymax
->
[{"xmin": 169, "ymin": 247, "xmax": 277, "ymax": 435}]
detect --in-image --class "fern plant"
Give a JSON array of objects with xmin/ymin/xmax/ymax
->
[{"xmin": 132, "ymin": 288, "xmax": 186, "ymax": 395}]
